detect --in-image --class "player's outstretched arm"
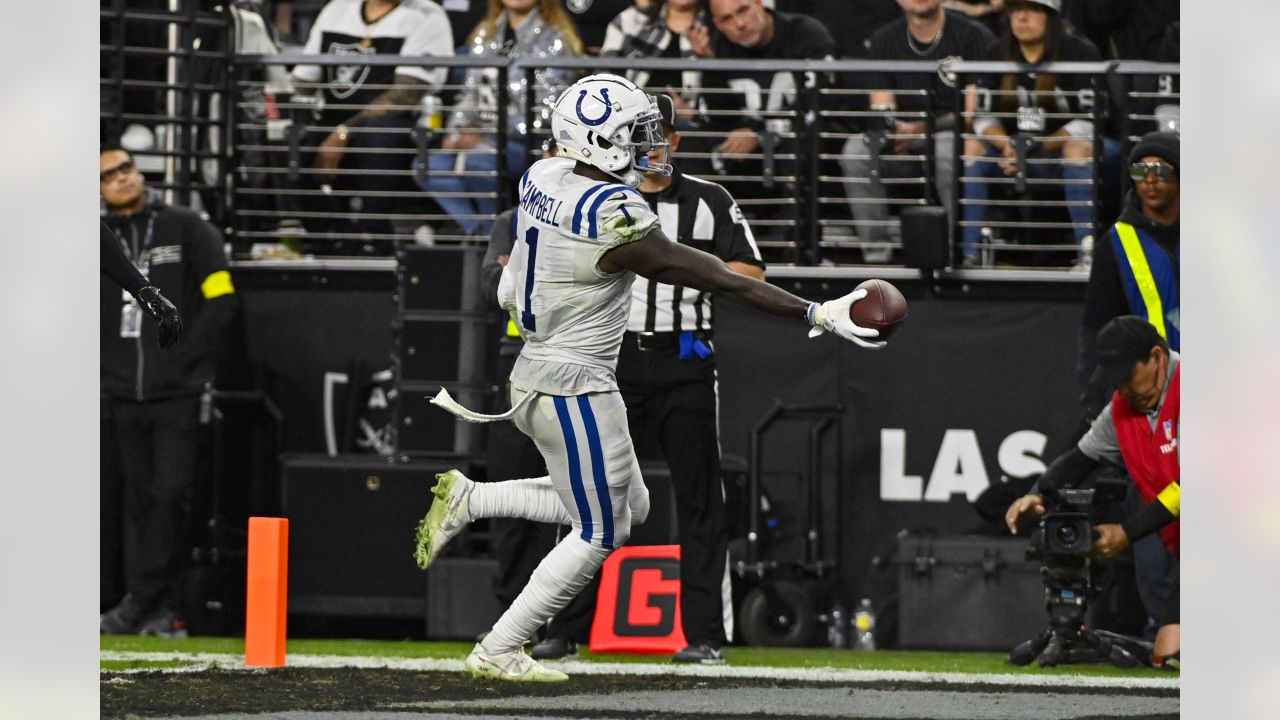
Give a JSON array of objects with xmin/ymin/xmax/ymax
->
[
  {"xmin": 602, "ymin": 229, "xmax": 805, "ymax": 317},
  {"xmin": 600, "ymin": 229, "xmax": 883, "ymax": 347}
]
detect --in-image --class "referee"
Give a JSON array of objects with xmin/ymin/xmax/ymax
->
[{"xmin": 532, "ymin": 94, "xmax": 765, "ymax": 664}]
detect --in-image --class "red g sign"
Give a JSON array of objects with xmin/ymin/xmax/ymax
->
[{"xmin": 589, "ymin": 545, "xmax": 688, "ymax": 654}]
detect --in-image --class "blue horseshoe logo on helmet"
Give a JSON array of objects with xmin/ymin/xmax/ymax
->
[{"xmin": 576, "ymin": 88, "xmax": 612, "ymax": 126}]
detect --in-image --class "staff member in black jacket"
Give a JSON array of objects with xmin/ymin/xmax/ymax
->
[
  {"xmin": 532, "ymin": 95, "xmax": 765, "ymax": 665},
  {"xmin": 100, "ymin": 220, "xmax": 183, "ymax": 349},
  {"xmin": 99, "ymin": 147, "xmax": 237, "ymax": 637}
]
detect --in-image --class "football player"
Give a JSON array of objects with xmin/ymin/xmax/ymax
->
[{"xmin": 416, "ymin": 73, "xmax": 886, "ymax": 681}]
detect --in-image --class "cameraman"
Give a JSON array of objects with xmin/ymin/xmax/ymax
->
[{"xmin": 1005, "ymin": 315, "xmax": 1180, "ymax": 666}]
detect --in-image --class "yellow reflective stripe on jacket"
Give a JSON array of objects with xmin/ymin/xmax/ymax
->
[
  {"xmin": 201, "ymin": 270, "xmax": 235, "ymax": 299},
  {"xmin": 1156, "ymin": 481, "xmax": 1180, "ymax": 518},
  {"xmin": 1115, "ymin": 222, "xmax": 1167, "ymax": 339}
]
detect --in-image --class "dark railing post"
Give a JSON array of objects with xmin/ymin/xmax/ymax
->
[
  {"xmin": 111, "ymin": 0, "xmax": 127, "ymax": 139},
  {"xmin": 222, "ymin": 11, "xmax": 239, "ymax": 245},
  {"xmin": 494, "ymin": 63, "xmax": 510, "ymax": 215},
  {"xmin": 801, "ymin": 67, "xmax": 822, "ymax": 266},
  {"xmin": 523, "ymin": 65, "xmax": 537, "ymax": 179},
  {"xmin": 951, "ymin": 68, "xmax": 966, "ymax": 267},
  {"xmin": 1091, "ymin": 71, "xmax": 1104, "ymax": 242}
]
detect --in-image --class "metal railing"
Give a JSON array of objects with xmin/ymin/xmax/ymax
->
[
  {"xmin": 103, "ymin": 16, "xmax": 1178, "ymax": 275},
  {"xmin": 100, "ymin": 1, "xmax": 234, "ymax": 218}
]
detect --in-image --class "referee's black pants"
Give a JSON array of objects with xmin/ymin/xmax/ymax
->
[
  {"xmin": 546, "ymin": 335, "xmax": 730, "ymax": 648},
  {"xmin": 105, "ymin": 395, "xmax": 201, "ymax": 615}
]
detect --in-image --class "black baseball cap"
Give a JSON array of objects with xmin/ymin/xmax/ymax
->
[
  {"xmin": 1090, "ymin": 315, "xmax": 1166, "ymax": 387},
  {"xmin": 654, "ymin": 93, "xmax": 676, "ymax": 133}
]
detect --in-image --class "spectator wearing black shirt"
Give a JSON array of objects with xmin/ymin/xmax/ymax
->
[
  {"xmin": 773, "ymin": 0, "xmax": 901, "ymax": 58},
  {"xmin": 839, "ymin": 0, "xmax": 993, "ymax": 262},
  {"xmin": 703, "ymin": 0, "xmax": 836, "ymax": 154},
  {"xmin": 943, "ymin": 0, "xmax": 1004, "ymax": 36},
  {"xmin": 563, "ymin": 0, "xmax": 635, "ymax": 54},
  {"xmin": 700, "ymin": 0, "xmax": 838, "ymax": 237},
  {"xmin": 1066, "ymin": 0, "xmax": 1177, "ymax": 61},
  {"xmin": 960, "ymin": 0, "xmax": 1119, "ymax": 267}
]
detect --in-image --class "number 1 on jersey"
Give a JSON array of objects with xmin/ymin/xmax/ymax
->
[{"xmin": 521, "ymin": 227, "xmax": 538, "ymax": 332}]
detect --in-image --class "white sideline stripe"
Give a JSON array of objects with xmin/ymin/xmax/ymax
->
[{"xmin": 100, "ymin": 651, "xmax": 1178, "ymax": 690}]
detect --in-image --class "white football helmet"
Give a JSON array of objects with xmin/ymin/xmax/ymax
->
[{"xmin": 550, "ymin": 73, "xmax": 671, "ymax": 188}]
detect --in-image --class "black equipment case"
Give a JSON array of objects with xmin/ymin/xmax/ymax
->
[{"xmin": 895, "ymin": 534, "xmax": 1046, "ymax": 650}]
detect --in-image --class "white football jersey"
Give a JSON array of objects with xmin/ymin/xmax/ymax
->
[{"xmin": 502, "ymin": 157, "xmax": 658, "ymax": 395}]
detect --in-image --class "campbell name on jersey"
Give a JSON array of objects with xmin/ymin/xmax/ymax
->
[{"xmin": 502, "ymin": 157, "xmax": 658, "ymax": 395}]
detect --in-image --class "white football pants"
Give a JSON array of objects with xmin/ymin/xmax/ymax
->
[{"xmin": 472, "ymin": 385, "xmax": 649, "ymax": 655}]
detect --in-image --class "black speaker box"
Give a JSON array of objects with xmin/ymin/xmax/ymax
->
[
  {"xmin": 899, "ymin": 205, "xmax": 950, "ymax": 269},
  {"xmin": 425, "ymin": 558, "xmax": 503, "ymax": 640},
  {"xmin": 396, "ymin": 386, "xmax": 480, "ymax": 453},
  {"xmin": 281, "ymin": 454, "xmax": 471, "ymax": 618},
  {"xmin": 399, "ymin": 319, "xmax": 463, "ymax": 382},
  {"xmin": 894, "ymin": 534, "xmax": 1044, "ymax": 650},
  {"xmin": 399, "ymin": 246, "xmax": 479, "ymax": 311}
]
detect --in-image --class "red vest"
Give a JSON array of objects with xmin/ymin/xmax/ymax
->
[{"xmin": 1112, "ymin": 365, "xmax": 1180, "ymax": 555}]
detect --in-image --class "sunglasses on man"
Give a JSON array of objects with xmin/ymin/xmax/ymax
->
[
  {"xmin": 100, "ymin": 159, "xmax": 137, "ymax": 184},
  {"xmin": 1129, "ymin": 161, "xmax": 1176, "ymax": 183}
]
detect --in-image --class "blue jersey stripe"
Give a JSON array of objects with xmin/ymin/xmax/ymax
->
[
  {"xmin": 572, "ymin": 183, "xmax": 614, "ymax": 235},
  {"xmin": 587, "ymin": 185, "xmax": 641, "ymax": 239},
  {"xmin": 577, "ymin": 395, "xmax": 614, "ymax": 548},
  {"xmin": 554, "ymin": 396, "xmax": 593, "ymax": 543}
]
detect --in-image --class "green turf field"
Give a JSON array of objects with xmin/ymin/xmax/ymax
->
[{"xmin": 101, "ymin": 635, "xmax": 1166, "ymax": 678}]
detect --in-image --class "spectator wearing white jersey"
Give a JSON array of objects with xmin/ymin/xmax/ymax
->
[
  {"xmin": 288, "ymin": 0, "xmax": 454, "ymax": 242},
  {"xmin": 530, "ymin": 94, "xmax": 763, "ymax": 665}
]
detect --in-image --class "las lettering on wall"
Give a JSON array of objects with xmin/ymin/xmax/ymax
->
[{"xmin": 879, "ymin": 429, "xmax": 1048, "ymax": 503}]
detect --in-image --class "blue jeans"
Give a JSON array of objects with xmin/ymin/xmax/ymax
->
[
  {"xmin": 417, "ymin": 140, "xmax": 527, "ymax": 237},
  {"xmin": 961, "ymin": 137, "xmax": 1121, "ymax": 260}
]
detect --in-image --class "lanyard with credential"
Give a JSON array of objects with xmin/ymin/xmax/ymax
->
[
  {"xmin": 113, "ymin": 211, "xmax": 157, "ymax": 276},
  {"xmin": 114, "ymin": 212, "xmax": 156, "ymax": 340}
]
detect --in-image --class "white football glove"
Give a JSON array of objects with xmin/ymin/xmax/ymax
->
[{"xmin": 806, "ymin": 289, "xmax": 887, "ymax": 349}]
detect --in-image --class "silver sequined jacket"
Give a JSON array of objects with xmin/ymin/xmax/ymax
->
[{"xmin": 449, "ymin": 9, "xmax": 579, "ymax": 138}]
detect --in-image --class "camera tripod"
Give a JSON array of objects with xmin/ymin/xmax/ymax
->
[{"xmin": 1008, "ymin": 562, "xmax": 1150, "ymax": 668}]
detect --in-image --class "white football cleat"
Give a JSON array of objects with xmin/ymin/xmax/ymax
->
[
  {"xmin": 413, "ymin": 469, "xmax": 474, "ymax": 570},
  {"xmin": 465, "ymin": 644, "xmax": 569, "ymax": 682}
]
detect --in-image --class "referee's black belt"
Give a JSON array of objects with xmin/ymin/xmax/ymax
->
[{"xmin": 625, "ymin": 330, "xmax": 711, "ymax": 352}]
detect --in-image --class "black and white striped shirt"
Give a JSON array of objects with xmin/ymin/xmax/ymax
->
[{"xmin": 628, "ymin": 171, "xmax": 763, "ymax": 333}]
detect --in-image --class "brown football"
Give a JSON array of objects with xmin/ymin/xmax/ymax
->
[{"xmin": 850, "ymin": 279, "xmax": 908, "ymax": 340}]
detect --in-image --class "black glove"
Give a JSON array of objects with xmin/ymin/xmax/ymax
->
[{"xmin": 135, "ymin": 285, "xmax": 183, "ymax": 349}]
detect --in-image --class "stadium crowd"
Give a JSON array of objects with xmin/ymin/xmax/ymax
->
[{"xmin": 102, "ymin": 0, "xmax": 1178, "ymax": 267}]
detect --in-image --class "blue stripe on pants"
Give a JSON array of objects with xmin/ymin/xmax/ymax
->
[
  {"xmin": 576, "ymin": 395, "xmax": 614, "ymax": 548},
  {"xmin": 554, "ymin": 396, "xmax": 593, "ymax": 543}
]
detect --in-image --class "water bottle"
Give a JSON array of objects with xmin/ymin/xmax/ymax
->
[
  {"xmin": 979, "ymin": 227, "xmax": 994, "ymax": 268},
  {"xmin": 1078, "ymin": 234, "xmax": 1094, "ymax": 274},
  {"xmin": 828, "ymin": 603, "xmax": 848, "ymax": 649},
  {"xmin": 854, "ymin": 598, "xmax": 876, "ymax": 651},
  {"xmin": 419, "ymin": 94, "xmax": 444, "ymax": 131}
]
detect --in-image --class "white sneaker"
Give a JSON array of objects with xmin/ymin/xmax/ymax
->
[
  {"xmin": 465, "ymin": 644, "xmax": 569, "ymax": 682},
  {"xmin": 413, "ymin": 469, "xmax": 474, "ymax": 570}
]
